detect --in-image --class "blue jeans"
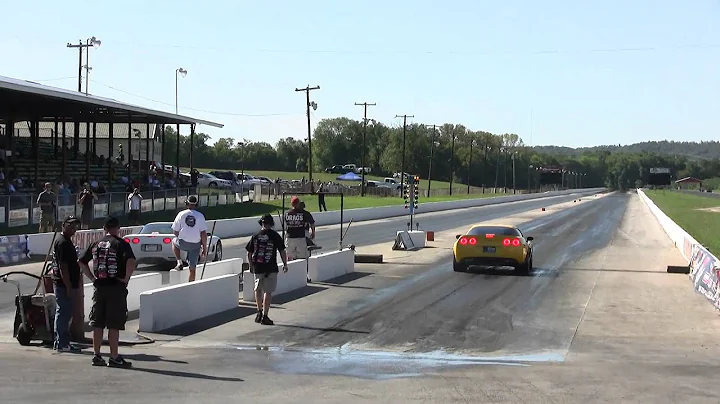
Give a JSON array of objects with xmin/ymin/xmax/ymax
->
[{"xmin": 53, "ymin": 284, "xmax": 73, "ymax": 349}]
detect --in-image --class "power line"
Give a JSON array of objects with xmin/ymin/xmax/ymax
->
[{"xmin": 89, "ymin": 79, "xmax": 304, "ymax": 117}]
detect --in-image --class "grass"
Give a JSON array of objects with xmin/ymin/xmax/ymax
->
[
  {"xmin": 191, "ymin": 168, "xmax": 486, "ymax": 191},
  {"xmin": 0, "ymin": 191, "xmax": 511, "ymax": 236},
  {"xmin": 644, "ymin": 189, "xmax": 720, "ymax": 254}
]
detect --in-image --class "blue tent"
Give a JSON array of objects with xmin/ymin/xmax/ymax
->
[{"xmin": 336, "ymin": 172, "xmax": 362, "ymax": 181}]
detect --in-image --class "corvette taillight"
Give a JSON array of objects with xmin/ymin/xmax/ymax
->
[
  {"xmin": 511, "ymin": 238, "xmax": 520, "ymax": 247},
  {"xmin": 502, "ymin": 238, "xmax": 511, "ymax": 246},
  {"xmin": 163, "ymin": 238, "xmax": 171, "ymax": 244},
  {"xmin": 132, "ymin": 238, "xmax": 140, "ymax": 244},
  {"xmin": 468, "ymin": 237, "xmax": 477, "ymax": 245},
  {"xmin": 459, "ymin": 237, "xmax": 468, "ymax": 245},
  {"xmin": 123, "ymin": 238, "xmax": 130, "ymax": 243}
]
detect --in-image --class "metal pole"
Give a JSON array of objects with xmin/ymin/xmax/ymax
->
[
  {"xmin": 85, "ymin": 38, "xmax": 90, "ymax": 95},
  {"xmin": 512, "ymin": 153, "xmax": 516, "ymax": 194},
  {"xmin": 354, "ymin": 102, "xmax": 375, "ymax": 197},
  {"xmin": 175, "ymin": 72, "xmax": 179, "ymax": 114},
  {"xmin": 77, "ymin": 43, "xmax": 83, "ymax": 93},
  {"xmin": 450, "ymin": 128, "xmax": 455, "ymax": 195},
  {"xmin": 467, "ymin": 138, "xmax": 473, "ymax": 194},
  {"xmin": 428, "ymin": 125, "xmax": 435, "ymax": 197},
  {"xmin": 295, "ymin": 85, "xmax": 320, "ymax": 185},
  {"xmin": 395, "ymin": 114, "xmax": 414, "ymax": 192}
]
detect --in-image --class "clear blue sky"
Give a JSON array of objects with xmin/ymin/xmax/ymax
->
[{"xmin": 2, "ymin": 0, "xmax": 719, "ymax": 148}]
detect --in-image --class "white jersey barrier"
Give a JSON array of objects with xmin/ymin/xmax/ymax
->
[
  {"xmin": 138, "ymin": 273, "xmax": 240, "ymax": 333},
  {"xmin": 308, "ymin": 248, "xmax": 355, "ymax": 283},
  {"xmin": 242, "ymin": 259, "xmax": 307, "ymax": 302},
  {"xmin": 81, "ymin": 272, "xmax": 163, "ymax": 319},
  {"xmin": 637, "ymin": 189, "xmax": 697, "ymax": 262},
  {"xmin": 27, "ymin": 188, "xmax": 605, "ymax": 256}
]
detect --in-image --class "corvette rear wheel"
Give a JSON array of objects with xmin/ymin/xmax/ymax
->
[
  {"xmin": 515, "ymin": 257, "xmax": 532, "ymax": 276},
  {"xmin": 214, "ymin": 241, "xmax": 223, "ymax": 261},
  {"xmin": 453, "ymin": 257, "xmax": 467, "ymax": 272}
]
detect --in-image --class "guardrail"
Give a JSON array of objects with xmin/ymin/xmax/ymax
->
[
  {"xmin": 637, "ymin": 188, "xmax": 720, "ymax": 312},
  {"xmin": 23, "ymin": 187, "xmax": 605, "ymax": 257}
]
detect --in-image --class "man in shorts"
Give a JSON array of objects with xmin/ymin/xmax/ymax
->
[
  {"xmin": 284, "ymin": 196, "xmax": 315, "ymax": 260},
  {"xmin": 78, "ymin": 217, "xmax": 136, "ymax": 368},
  {"xmin": 171, "ymin": 195, "xmax": 207, "ymax": 282},
  {"xmin": 246, "ymin": 214, "xmax": 288, "ymax": 325}
]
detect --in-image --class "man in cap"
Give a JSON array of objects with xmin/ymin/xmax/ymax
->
[
  {"xmin": 246, "ymin": 213, "xmax": 288, "ymax": 325},
  {"xmin": 170, "ymin": 195, "xmax": 208, "ymax": 282},
  {"xmin": 50, "ymin": 216, "xmax": 82, "ymax": 352},
  {"xmin": 78, "ymin": 183, "xmax": 97, "ymax": 229},
  {"xmin": 78, "ymin": 217, "xmax": 135, "ymax": 368},
  {"xmin": 37, "ymin": 182, "xmax": 56, "ymax": 232},
  {"xmin": 284, "ymin": 196, "xmax": 315, "ymax": 260}
]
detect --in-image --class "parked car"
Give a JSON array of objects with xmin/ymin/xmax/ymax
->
[{"xmin": 197, "ymin": 173, "xmax": 233, "ymax": 189}]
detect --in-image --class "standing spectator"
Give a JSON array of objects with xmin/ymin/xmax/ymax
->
[
  {"xmin": 78, "ymin": 217, "xmax": 135, "ymax": 368},
  {"xmin": 171, "ymin": 195, "xmax": 207, "ymax": 282},
  {"xmin": 190, "ymin": 169, "xmax": 199, "ymax": 188},
  {"xmin": 246, "ymin": 214, "xmax": 288, "ymax": 325},
  {"xmin": 317, "ymin": 182, "xmax": 327, "ymax": 212},
  {"xmin": 50, "ymin": 216, "xmax": 82, "ymax": 352},
  {"xmin": 283, "ymin": 196, "xmax": 315, "ymax": 260},
  {"xmin": 37, "ymin": 182, "xmax": 56, "ymax": 233},
  {"xmin": 127, "ymin": 188, "xmax": 142, "ymax": 225},
  {"xmin": 78, "ymin": 183, "xmax": 96, "ymax": 229}
]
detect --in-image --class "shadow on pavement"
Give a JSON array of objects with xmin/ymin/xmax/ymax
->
[
  {"xmin": 127, "ymin": 366, "xmax": 244, "ymax": 382},
  {"xmin": 272, "ymin": 285, "xmax": 327, "ymax": 305},
  {"xmin": 312, "ymin": 271, "xmax": 373, "ymax": 290},
  {"xmin": 155, "ymin": 307, "xmax": 257, "ymax": 337},
  {"xmin": 275, "ymin": 323, "xmax": 369, "ymax": 334}
]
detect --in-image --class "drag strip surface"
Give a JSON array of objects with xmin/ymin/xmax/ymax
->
[{"xmin": 206, "ymin": 192, "xmax": 628, "ymax": 357}]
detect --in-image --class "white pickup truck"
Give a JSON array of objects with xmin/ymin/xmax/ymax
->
[{"xmin": 343, "ymin": 164, "xmax": 371, "ymax": 174}]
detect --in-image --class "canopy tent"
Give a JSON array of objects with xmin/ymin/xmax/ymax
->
[{"xmin": 336, "ymin": 172, "xmax": 361, "ymax": 181}]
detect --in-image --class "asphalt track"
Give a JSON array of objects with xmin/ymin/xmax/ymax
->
[
  {"xmin": 3, "ymin": 191, "xmax": 720, "ymax": 402},
  {"xmin": 0, "ymin": 191, "xmax": 596, "ymax": 315}
]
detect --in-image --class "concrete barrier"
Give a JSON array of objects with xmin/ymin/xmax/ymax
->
[
  {"xmin": 168, "ymin": 258, "xmax": 244, "ymax": 286},
  {"xmin": 82, "ymin": 272, "xmax": 163, "ymax": 318},
  {"xmin": 138, "ymin": 274, "xmax": 240, "ymax": 332},
  {"xmin": 403, "ymin": 230, "xmax": 427, "ymax": 249},
  {"xmin": 308, "ymin": 248, "xmax": 355, "ymax": 282},
  {"xmin": 242, "ymin": 259, "xmax": 307, "ymax": 302},
  {"xmin": 637, "ymin": 189, "xmax": 697, "ymax": 262},
  {"xmin": 27, "ymin": 189, "xmax": 606, "ymax": 256}
]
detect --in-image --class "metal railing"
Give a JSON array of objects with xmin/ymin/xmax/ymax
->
[{"xmin": 0, "ymin": 187, "xmax": 238, "ymax": 229}]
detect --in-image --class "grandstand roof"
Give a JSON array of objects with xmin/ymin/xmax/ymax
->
[{"xmin": 0, "ymin": 75, "xmax": 223, "ymax": 128}]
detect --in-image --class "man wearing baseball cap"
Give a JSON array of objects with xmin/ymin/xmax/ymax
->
[
  {"xmin": 246, "ymin": 213, "xmax": 288, "ymax": 325},
  {"xmin": 170, "ymin": 195, "xmax": 208, "ymax": 282},
  {"xmin": 37, "ymin": 182, "xmax": 56, "ymax": 233},
  {"xmin": 283, "ymin": 196, "xmax": 315, "ymax": 261},
  {"xmin": 50, "ymin": 216, "xmax": 82, "ymax": 352}
]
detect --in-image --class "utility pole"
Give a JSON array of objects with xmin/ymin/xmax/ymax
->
[
  {"xmin": 467, "ymin": 136, "xmax": 475, "ymax": 194},
  {"xmin": 449, "ymin": 127, "xmax": 456, "ymax": 195},
  {"xmin": 425, "ymin": 124, "xmax": 438, "ymax": 197},
  {"xmin": 66, "ymin": 36, "xmax": 101, "ymax": 94},
  {"xmin": 512, "ymin": 152, "xmax": 517, "ymax": 194},
  {"xmin": 395, "ymin": 114, "xmax": 414, "ymax": 192},
  {"xmin": 355, "ymin": 102, "xmax": 376, "ymax": 197},
  {"xmin": 296, "ymin": 85, "xmax": 320, "ymax": 186}
]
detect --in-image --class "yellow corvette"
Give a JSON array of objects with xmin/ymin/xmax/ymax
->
[{"xmin": 453, "ymin": 224, "xmax": 534, "ymax": 275}]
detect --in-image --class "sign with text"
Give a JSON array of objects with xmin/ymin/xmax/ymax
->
[{"xmin": 648, "ymin": 167, "xmax": 672, "ymax": 186}]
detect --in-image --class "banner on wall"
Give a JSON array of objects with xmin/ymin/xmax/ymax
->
[
  {"xmin": 689, "ymin": 244, "xmax": 720, "ymax": 311},
  {"xmin": 0, "ymin": 235, "xmax": 31, "ymax": 266}
]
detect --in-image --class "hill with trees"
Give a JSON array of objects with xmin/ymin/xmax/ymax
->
[{"xmin": 163, "ymin": 119, "xmax": 720, "ymax": 191}]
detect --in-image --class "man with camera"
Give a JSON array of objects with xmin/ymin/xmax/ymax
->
[{"xmin": 78, "ymin": 183, "xmax": 97, "ymax": 230}]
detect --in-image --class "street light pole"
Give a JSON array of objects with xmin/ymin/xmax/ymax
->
[
  {"xmin": 355, "ymin": 102, "xmax": 376, "ymax": 197},
  {"xmin": 450, "ymin": 127, "xmax": 456, "ymax": 195},
  {"xmin": 425, "ymin": 124, "xmax": 438, "ymax": 197},
  {"xmin": 175, "ymin": 68, "xmax": 188, "ymax": 115},
  {"xmin": 512, "ymin": 152, "xmax": 517, "ymax": 194}
]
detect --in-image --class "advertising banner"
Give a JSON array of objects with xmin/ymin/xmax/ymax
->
[
  {"xmin": 689, "ymin": 244, "xmax": 720, "ymax": 311},
  {"xmin": 0, "ymin": 235, "xmax": 31, "ymax": 266}
]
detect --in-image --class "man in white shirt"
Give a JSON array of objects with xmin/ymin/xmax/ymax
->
[
  {"xmin": 127, "ymin": 188, "xmax": 142, "ymax": 225},
  {"xmin": 171, "ymin": 195, "xmax": 207, "ymax": 282}
]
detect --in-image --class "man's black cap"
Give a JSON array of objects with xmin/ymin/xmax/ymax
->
[
  {"xmin": 62, "ymin": 216, "xmax": 81, "ymax": 226},
  {"xmin": 104, "ymin": 216, "xmax": 120, "ymax": 229},
  {"xmin": 186, "ymin": 195, "xmax": 199, "ymax": 205},
  {"xmin": 258, "ymin": 213, "xmax": 274, "ymax": 226}
]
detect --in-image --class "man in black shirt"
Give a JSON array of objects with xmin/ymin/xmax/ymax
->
[
  {"xmin": 246, "ymin": 214, "xmax": 288, "ymax": 325},
  {"xmin": 78, "ymin": 217, "xmax": 136, "ymax": 368},
  {"xmin": 284, "ymin": 196, "xmax": 315, "ymax": 261},
  {"xmin": 50, "ymin": 216, "xmax": 82, "ymax": 353}
]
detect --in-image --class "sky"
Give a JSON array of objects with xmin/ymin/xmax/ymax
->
[{"xmin": 2, "ymin": 0, "xmax": 719, "ymax": 148}]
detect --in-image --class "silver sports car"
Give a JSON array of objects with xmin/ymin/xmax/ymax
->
[{"xmin": 122, "ymin": 222, "xmax": 223, "ymax": 269}]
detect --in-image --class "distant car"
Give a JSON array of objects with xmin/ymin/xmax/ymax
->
[
  {"xmin": 452, "ymin": 224, "xmax": 533, "ymax": 274},
  {"xmin": 123, "ymin": 222, "xmax": 223, "ymax": 269},
  {"xmin": 197, "ymin": 173, "xmax": 233, "ymax": 189}
]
